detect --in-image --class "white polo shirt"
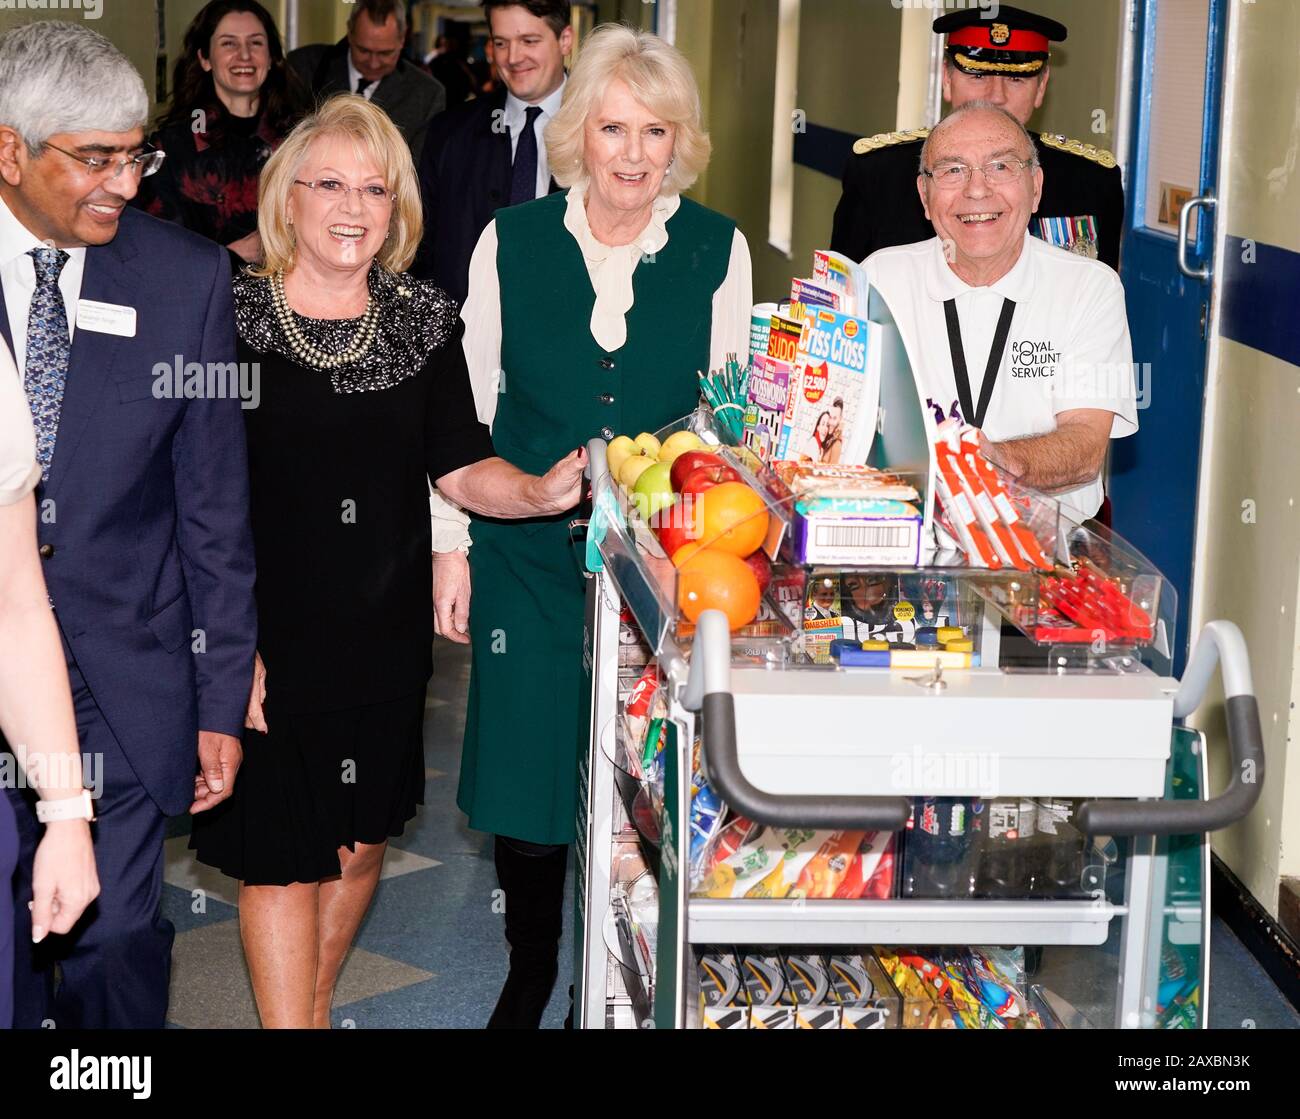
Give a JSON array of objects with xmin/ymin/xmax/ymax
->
[{"xmin": 865, "ymin": 233, "xmax": 1138, "ymax": 520}]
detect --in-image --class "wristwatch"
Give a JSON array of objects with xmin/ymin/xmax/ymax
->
[{"xmin": 35, "ymin": 789, "xmax": 95, "ymax": 824}]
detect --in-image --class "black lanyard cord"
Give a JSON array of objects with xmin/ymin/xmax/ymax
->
[{"xmin": 943, "ymin": 296, "xmax": 1017, "ymax": 429}]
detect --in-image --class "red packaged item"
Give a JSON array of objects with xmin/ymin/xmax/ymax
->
[
  {"xmin": 952, "ymin": 446, "xmax": 1029, "ymax": 571},
  {"xmin": 959, "ymin": 429, "xmax": 1053, "ymax": 570},
  {"xmin": 934, "ymin": 442, "xmax": 1001, "ymax": 568},
  {"xmin": 833, "ymin": 832, "xmax": 896, "ymax": 899}
]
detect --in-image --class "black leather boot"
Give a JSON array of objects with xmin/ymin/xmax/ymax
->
[{"xmin": 487, "ymin": 835, "xmax": 568, "ymax": 1029}]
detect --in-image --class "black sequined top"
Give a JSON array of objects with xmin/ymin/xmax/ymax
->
[{"xmin": 232, "ymin": 266, "xmax": 495, "ymax": 714}]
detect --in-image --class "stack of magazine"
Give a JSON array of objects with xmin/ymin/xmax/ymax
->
[{"xmin": 743, "ymin": 249, "xmax": 882, "ymax": 469}]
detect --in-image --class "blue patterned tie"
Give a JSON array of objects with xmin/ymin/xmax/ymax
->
[
  {"xmin": 24, "ymin": 247, "xmax": 71, "ymax": 481},
  {"xmin": 510, "ymin": 106, "xmax": 543, "ymax": 205}
]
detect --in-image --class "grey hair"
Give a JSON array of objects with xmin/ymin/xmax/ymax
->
[
  {"xmin": 0, "ymin": 22, "xmax": 147, "ymax": 156},
  {"xmin": 348, "ymin": 0, "xmax": 408, "ymax": 38},
  {"xmin": 919, "ymin": 100, "xmax": 1040, "ymax": 173}
]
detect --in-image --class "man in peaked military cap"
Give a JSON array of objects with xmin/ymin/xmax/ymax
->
[{"xmin": 830, "ymin": 4, "xmax": 1125, "ymax": 269}]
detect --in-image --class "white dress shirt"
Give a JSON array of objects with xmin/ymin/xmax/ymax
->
[
  {"xmin": 0, "ymin": 194, "xmax": 86, "ymax": 374},
  {"xmin": 346, "ymin": 54, "xmax": 380, "ymax": 99},
  {"xmin": 503, "ymin": 78, "xmax": 566, "ymax": 200},
  {"xmin": 0, "ymin": 341, "xmax": 39, "ymax": 506},
  {"xmin": 429, "ymin": 184, "xmax": 754, "ymax": 551},
  {"xmin": 864, "ymin": 233, "xmax": 1138, "ymax": 520}
]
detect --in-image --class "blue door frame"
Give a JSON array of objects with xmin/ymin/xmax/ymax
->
[{"xmin": 1110, "ymin": 0, "xmax": 1228, "ymax": 677}]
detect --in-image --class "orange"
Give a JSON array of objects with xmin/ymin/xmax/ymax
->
[
  {"xmin": 676, "ymin": 548, "xmax": 762, "ymax": 631},
  {"xmin": 695, "ymin": 481, "xmax": 769, "ymax": 557}
]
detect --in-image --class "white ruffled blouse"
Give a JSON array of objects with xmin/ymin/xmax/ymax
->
[{"xmin": 430, "ymin": 182, "xmax": 753, "ymax": 551}]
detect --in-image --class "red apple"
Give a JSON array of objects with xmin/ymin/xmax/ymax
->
[
  {"xmin": 743, "ymin": 549, "xmax": 773, "ymax": 595},
  {"xmin": 654, "ymin": 493, "xmax": 703, "ymax": 555},
  {"xmin": 670, "ymin": 450, "xmax": 726, "ymax": 492},
  {"xmin": 678, "ymin": 462, "xmax": 742, "ymax": 499}
]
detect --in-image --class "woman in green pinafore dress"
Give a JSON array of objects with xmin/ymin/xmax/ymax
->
[{"xmin": 429, "ymin": 24, "xmax": 752, "ymax": 1027}]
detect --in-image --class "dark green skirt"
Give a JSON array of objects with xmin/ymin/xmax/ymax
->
[{"xmin": 456, "ymin": 515, "xmax": 588, "ymax": 845}]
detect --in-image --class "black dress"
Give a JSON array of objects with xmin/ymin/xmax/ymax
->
[{"xmin": 190, "ymin": 265, "xmax": 494, "ymax": 885}]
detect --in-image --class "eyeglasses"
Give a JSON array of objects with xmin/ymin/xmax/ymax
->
[
  {"xmin": 42, "ymin": 142, "xmax": 165, "ymax": 180},
  {"xmin": 921, "ymin": 157, "xmax": 1036, "ymax": 189},
  {"xmin": 293, "ymin": 179, "xmax": 396, "ymax": 206}
]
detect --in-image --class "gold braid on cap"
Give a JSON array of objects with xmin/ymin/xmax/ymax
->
[
  {"xmin": 852, "ymin": 127, "xmax": 930, "ymax": 156},
  {"xmin": 1039, "ymin": 132, "xmax": 1119, "ymax": 169},
  {"xmin": 951, "ymin": 51, "xmax": 1045, "ymax": 74}
]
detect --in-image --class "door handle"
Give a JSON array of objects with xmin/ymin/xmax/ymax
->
[{"xmin": 1177, "ymin": 194, "xmax": 1216, "ymax": 281}]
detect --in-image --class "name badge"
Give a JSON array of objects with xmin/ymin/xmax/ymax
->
[{"xmin": 76, "ymin": 299, "xmax": 137, "ymax": 338}]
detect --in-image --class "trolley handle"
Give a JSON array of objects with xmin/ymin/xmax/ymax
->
[
  {"xmin": 1077, "ymin": 621, "xmax": 1264, "ymax": 836},
  {"xmin": 587, "ymin": 437, "xmax": 609, "ymax": 487},
  {"xmin": 686, "ymin": 609, "xmax": 912, "ymax": 831}
]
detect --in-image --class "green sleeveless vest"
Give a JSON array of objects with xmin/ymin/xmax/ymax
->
[
  {"xmin": 457, "ymin": 190, "xmax": 736, "ymax": 845},
  {"xmin": 491, "ymin": 189, "xmax": 735, "ymax": 475}
]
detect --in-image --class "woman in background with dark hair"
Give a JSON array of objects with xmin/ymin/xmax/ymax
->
[{"xmin": 136, "ymin": 0, "xmax": 307, "ymax": 264}]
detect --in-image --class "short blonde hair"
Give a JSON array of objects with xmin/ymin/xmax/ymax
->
[
  {"xmin": 546, "ymin": 23, "xmax": 710, "ymax": 196},
  {"xmin": 252, "ymin": 94, "xmax": 422, "ymax": 277}
]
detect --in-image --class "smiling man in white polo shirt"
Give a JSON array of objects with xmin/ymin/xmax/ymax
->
[{"xmin": 864, "ymin": 101, "xmax": 1137, "ymax": 521}]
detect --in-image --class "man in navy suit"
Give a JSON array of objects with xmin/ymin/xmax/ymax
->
[
  {"xmin": 0, "ymin": 22, "xmax": 256, "ymax": 1028},
  {"xmin": 412, "ymin": 0, "xmax": 572, "ymax": 307}
]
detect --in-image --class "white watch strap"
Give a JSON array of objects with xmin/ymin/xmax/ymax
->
[{"xmin": 35, "ymin": 790, "xmax": 95, "ymax": 823}]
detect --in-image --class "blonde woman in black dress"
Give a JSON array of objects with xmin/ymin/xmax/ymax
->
[{"xmin": 190, "ymin": 95, "xmax": 586, "ymax": 1028}]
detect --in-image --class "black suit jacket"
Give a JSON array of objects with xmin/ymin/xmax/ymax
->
[
  {"xmin": 412, "ymin": 87, "xmax": 560, "ymax": 307},
  {"xmin": 288, "ymin": 39, "xmax": 446, "ymax": 162},
  {"xmin": 830, "ymin": 130, "xmax": 1125, "ymax": 270}
]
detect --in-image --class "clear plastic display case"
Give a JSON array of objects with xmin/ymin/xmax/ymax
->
[{"xmin": 572, "ymin": 306, "xmax": 1261, "ymax": 1030}]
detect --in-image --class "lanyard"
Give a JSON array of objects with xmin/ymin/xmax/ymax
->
[{"xmin": 942, "ymin": 296, "xmax": 1016, "ymax": 429}]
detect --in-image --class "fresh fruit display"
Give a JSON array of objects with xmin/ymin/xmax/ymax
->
[
  {"xmin": 676, "ymin": 549, "xmax": 761, "ymax": 631},
  {"xmin": 604, "ymin": 430, "xmax": 774, "ymax": 631}
]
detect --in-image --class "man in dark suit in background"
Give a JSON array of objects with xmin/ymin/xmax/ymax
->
[
  {"xmin": 289, "ymin": 0, "xmax": 446, "ymax": 163},
  {"xmin": 0, "ymin": 22, "xmax": 256, "ymax": 1028},
  {"xmin": 831, "ymin": 5, "xmax": 1125, "ymax": 270},
  {"xmin": 413, "ymin": 0, "xmax": 572, "ymax": 306}
]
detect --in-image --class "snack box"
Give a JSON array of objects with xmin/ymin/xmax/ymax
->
[
  {"xmin": 738, "ymin": 949, "xmax": 797, "ymax": 1029},
  {"xmin": 824, "ymin": 952, "xmax": 902, "ymax": 1029},
  {"xmin": 781, "ymin": 952, "xmax": 841, "ymax": 1029},
  {"xmin": 698, "ymin": 951, "xmax": 748, "ymax": 1029},
  {"xmin": 792, "ymin": 495, "xmax": 923, "ymax": 566}
]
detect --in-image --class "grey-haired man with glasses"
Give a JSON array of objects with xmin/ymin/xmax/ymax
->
[
  {"xmin": 0, "ymin": 21, "xmax": 256, "ymax": 1028},
  {"xmin": 864, "ymin": 102, "xmax": 1138, "ymax": 524}
]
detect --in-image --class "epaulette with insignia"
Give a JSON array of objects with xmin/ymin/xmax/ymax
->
[
  {"xmin": 1039, "ymin": 133, "xmax": 1118, "ymax": 169},
  {"xmin": 852, "ymin": 127, "xmax": 930, "ymax": 157}
]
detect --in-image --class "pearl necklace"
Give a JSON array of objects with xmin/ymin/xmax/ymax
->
[{"xmin": 270, "ymin": 270, "xmax": 380, "ymax": 370}]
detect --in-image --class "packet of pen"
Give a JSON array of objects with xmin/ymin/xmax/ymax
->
[
  {"xmin": 958, "ymin": 428, "xmax": 1054, "ymax": 569},
  {"xmin": 933, "ymin": 440, "xmax": 1001, "ymax": 568}
]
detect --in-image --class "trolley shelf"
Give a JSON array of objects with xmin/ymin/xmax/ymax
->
[{"xmin": 687, "ymin": 898, "xmax": 1126, "ymax": 947}]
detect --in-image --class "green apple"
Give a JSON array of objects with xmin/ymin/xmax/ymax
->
[
  {"xmin": 634, "ymin": 432, "xmax": 661, "ymax": 459},
  {"xmin": 606, "ymin": 434, "xmax": 637, "ymax": 480},
  {"xmin": 632, "ymin": 460, "xmax": 677, "ymax": 522},
  {"xmin": 618, "ymin": 453, "xmax": 655, "ymax": 491},
  {"xmin": 658, "ymin": 429, "xmax": 705, "ymax": 465}
]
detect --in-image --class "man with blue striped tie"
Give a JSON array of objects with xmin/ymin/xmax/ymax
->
[{"xmin": 0, "ymin": 21, "xmax": 256, "ymax": 1029}]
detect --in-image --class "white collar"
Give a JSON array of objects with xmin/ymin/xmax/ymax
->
[
  {"xmin": 924, "ymin": 231, "xmax": 1034, "ymax": 303},
  {"xmin": 346, "ymin": 52, "xmax": 382, "ymax": 93},
  {"xmin": 562, "ymin": 180, "xmax": 679, "ymax": 263},
  {"xmin": 504, "ymin": 76, "xmax": 566, "ymax": 127},
  {"xmin": 0, "ymin": 193, "xmax": 87, "ymax": 269}
]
